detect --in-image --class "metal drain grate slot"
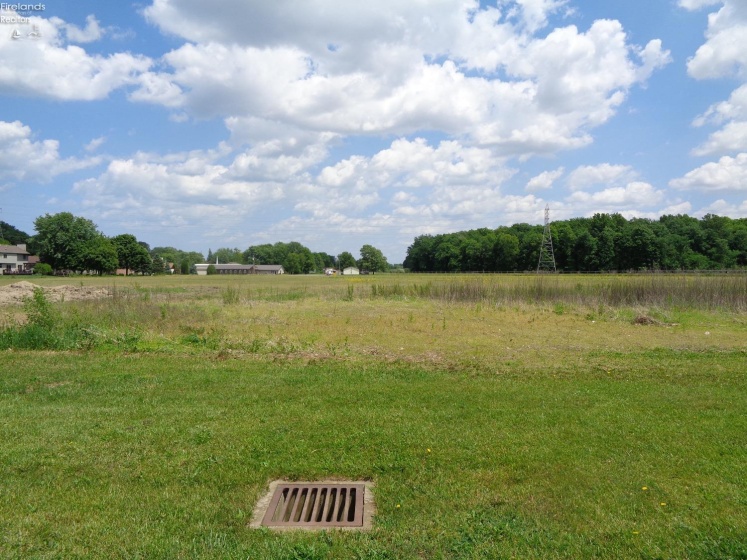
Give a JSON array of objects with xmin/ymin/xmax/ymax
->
[{"xmin": 261, "ymin": 483, "xmax": 365, "ymax": 528}]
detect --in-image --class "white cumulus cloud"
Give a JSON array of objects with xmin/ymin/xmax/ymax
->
[
  {"xmin": 526, "ymin": 167, "xmax": 564, "ymax": 191},
  {"xmin": 694, "ymin": 84, "xmax": 747, "ymax": 126},
  {"xmin": 131, "ymin": 2, "xmax": 669, "ymax": 159},
  {"xmin": 670, "ymin": 153, "xmax": 747, "ymax": 191},
  {"xmin": 567, "ymin": 163, "xmax": 636, "ymax": 191},
  {"xmin": 682, "ymin": 0, "xmax": 747, "ymax": 195},
  {"xmin": 568, "ymin": 181, "xmax": 664, "ymax": 207},
  {"xmin": 687, "ymin": 1, "xmax": 747, "ymax": 80},
  {"xmin": 71, "ymin": 135, "xmax": 523, "ymax": 257},
  {"xmin": 50, "ymin": 14, "xmax": 104, "ymax": 43},
  {"xmin": 0, "ymin": 121, "xmax": 99, "ymax": 186},
  {"xmin": 694, "ymin": 198, "xmax": 747, "ymax": 217},
  {"xmin": 692, "ymin": 121, "xmax": 747, "ymax": 156},
  {"xmin": 0, "ymin": 11, "xmax": 151, "ymax": 100}
]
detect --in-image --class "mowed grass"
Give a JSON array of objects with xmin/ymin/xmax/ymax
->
[{"xmin": 1, "ymin": 274, "xmax": 746, "ymax": 558}]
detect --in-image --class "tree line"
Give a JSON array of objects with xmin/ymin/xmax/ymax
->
[
  {"xmin": 403, "ymin": 213, "xmax": 747, "ymax": 272},
  {"xmin": 20, "ymin": 211, "xmax": 746, "ymax": 276},
  {"xmin": 208, "ymin": 242, "xmax": 388, "ymax": 274},
  {"xmin": 3, "ymin": 213, "xmax": 389, "ymax": 275}
]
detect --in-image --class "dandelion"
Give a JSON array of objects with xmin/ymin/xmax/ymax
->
[
  {"xmin": 660, "ymin": 502, "xmax": 666, "ymax": 506},
  {"xmin": 632, "ymin": 531, "xmax": 639, "ymax": 535},
  {"xmin": 396, "ymin": 504, "xmax": 401, "ymax": 508},
  {"xmin": 642, "ymin": 486, "xmax": 648, "ymax": 491},
  {"xmin": 427, "ymin": 448, "xmax": 431, "ymax": 453}
]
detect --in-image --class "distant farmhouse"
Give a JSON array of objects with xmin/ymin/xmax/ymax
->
[
  {"xmin": 0, "ymin": 244, "xmax": 33, "ymax": 274},
  {"xmin": 195, "ymin": 263, "xmax": 285, "ymax": 275}
]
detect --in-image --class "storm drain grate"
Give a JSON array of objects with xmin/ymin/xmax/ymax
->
[{"xmin": 257, "ymin": 482, "xmax": 369, "ymax": 529}]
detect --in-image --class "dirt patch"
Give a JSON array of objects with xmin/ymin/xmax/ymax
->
[
  {"xmin": 0, "ymin": 281, "xmax": 111, "ymax": 306},
  {"xmin": 45, "ymin": 381, "xmax": 72, "ymax": 389},
  {"xmin": 633, "ymin": 315, "xmax": 661, "ymax": 326}
]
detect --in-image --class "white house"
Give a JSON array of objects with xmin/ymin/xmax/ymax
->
[{"xmin": 0, "ymin": 244, "xmax": 30, "ymax": 274}]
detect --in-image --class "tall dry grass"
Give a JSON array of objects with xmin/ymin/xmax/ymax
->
[{"xmin": 367, "ymin": 273, "xmax": 747, "ymax": 311}]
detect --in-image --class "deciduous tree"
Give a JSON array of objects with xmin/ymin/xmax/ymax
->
[
  {"xmin": 337, "ymin": 251, "xmax": 356, "ymax": 270},
  {"xmin": 82, "ymin": 236, "xmax": 118, "ymax": 275},
  {"xmin": 112, "ymin": 234, "xmax": 152, "ymax": 276},
  {"xmin": 359, "ymin": 244, "xmax": 388, "ymax": 273},
  {"xmin": 33, "ymin": 212, "xmax": 102, "ymax": 273}
]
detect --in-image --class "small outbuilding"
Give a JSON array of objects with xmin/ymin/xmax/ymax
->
[{"xmin": 342, "ymin": 267, "xmax": 360, "ymax": 275}]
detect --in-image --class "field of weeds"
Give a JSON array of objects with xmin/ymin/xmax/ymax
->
[{"xmin": 1, "ymin": 273, "xmax": 746, "ymax": 558}]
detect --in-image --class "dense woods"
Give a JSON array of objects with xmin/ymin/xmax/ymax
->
[
  {"xmin": 403, "ymin": 213, "xmax": 747, "ymax": 272},
  {"xmin": 0, "ymin": 221, "xmax": 30, "ymax": 246}
]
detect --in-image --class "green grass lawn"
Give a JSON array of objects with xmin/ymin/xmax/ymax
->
[{"xmin": 1, "ymin": 274, "xmax": 746, "ymax": 558}]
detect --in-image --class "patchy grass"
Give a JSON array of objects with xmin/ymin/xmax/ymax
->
[{"xmin": 0, "ymin": 274, "xmax": 746, "ymax": 558}]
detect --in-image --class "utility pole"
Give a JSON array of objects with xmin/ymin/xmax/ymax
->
[{"xmin": 537, "ymin": 204, "xmax": 557, "ymax": 273}]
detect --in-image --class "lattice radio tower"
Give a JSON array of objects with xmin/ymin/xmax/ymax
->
[{"xmin": 537, "ymin": 204, "xmax": 556, "ymax": 273}]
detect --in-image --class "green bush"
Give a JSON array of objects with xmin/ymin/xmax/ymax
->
[
  {"xmin": 25, "ymin": 287, "xmax": 57, "ymax": 330},
  {"xmin": 206, "ymin": 264, "xmax": 216, "ymax": 275},
  {"xmin": 34, "ymin": 262, "xmax": 53, "ymax": 276},
  {"xmin": 0, "ymin": 288, "xmax": 95, "ymax": 351}
]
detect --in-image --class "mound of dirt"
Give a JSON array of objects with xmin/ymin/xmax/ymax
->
[{"xmin": 0, "ymin": 282, "xmax": 111, "ymax": 305}]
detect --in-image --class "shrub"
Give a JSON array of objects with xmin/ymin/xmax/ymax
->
[
  {"xmin": 0, "ymin": 288, "xmax": 60, "ymax": 350},
  {"xmin": 34, "ymin": 262, "xmax": 53, "ymax": 276},
  {"xmin": 0, "ymin": 288, "xmax": 95, "ymax": 351},
  {"xmin": 25, "ymin": 287, "xmax": 57, "ymax": 330},
  {"xmin": 207, "ymin": 264, "xmax": 216, "ymax": 275}
]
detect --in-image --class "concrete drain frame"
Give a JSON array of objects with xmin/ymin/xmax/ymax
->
[{"xmin": 250, "ymin": 480, "xmax": 375, "ymax": 531}]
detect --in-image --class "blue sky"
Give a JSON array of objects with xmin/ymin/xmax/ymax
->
[{"xmin": 1, "ymin": 0, "xmax": 746, "ymax": 262}]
